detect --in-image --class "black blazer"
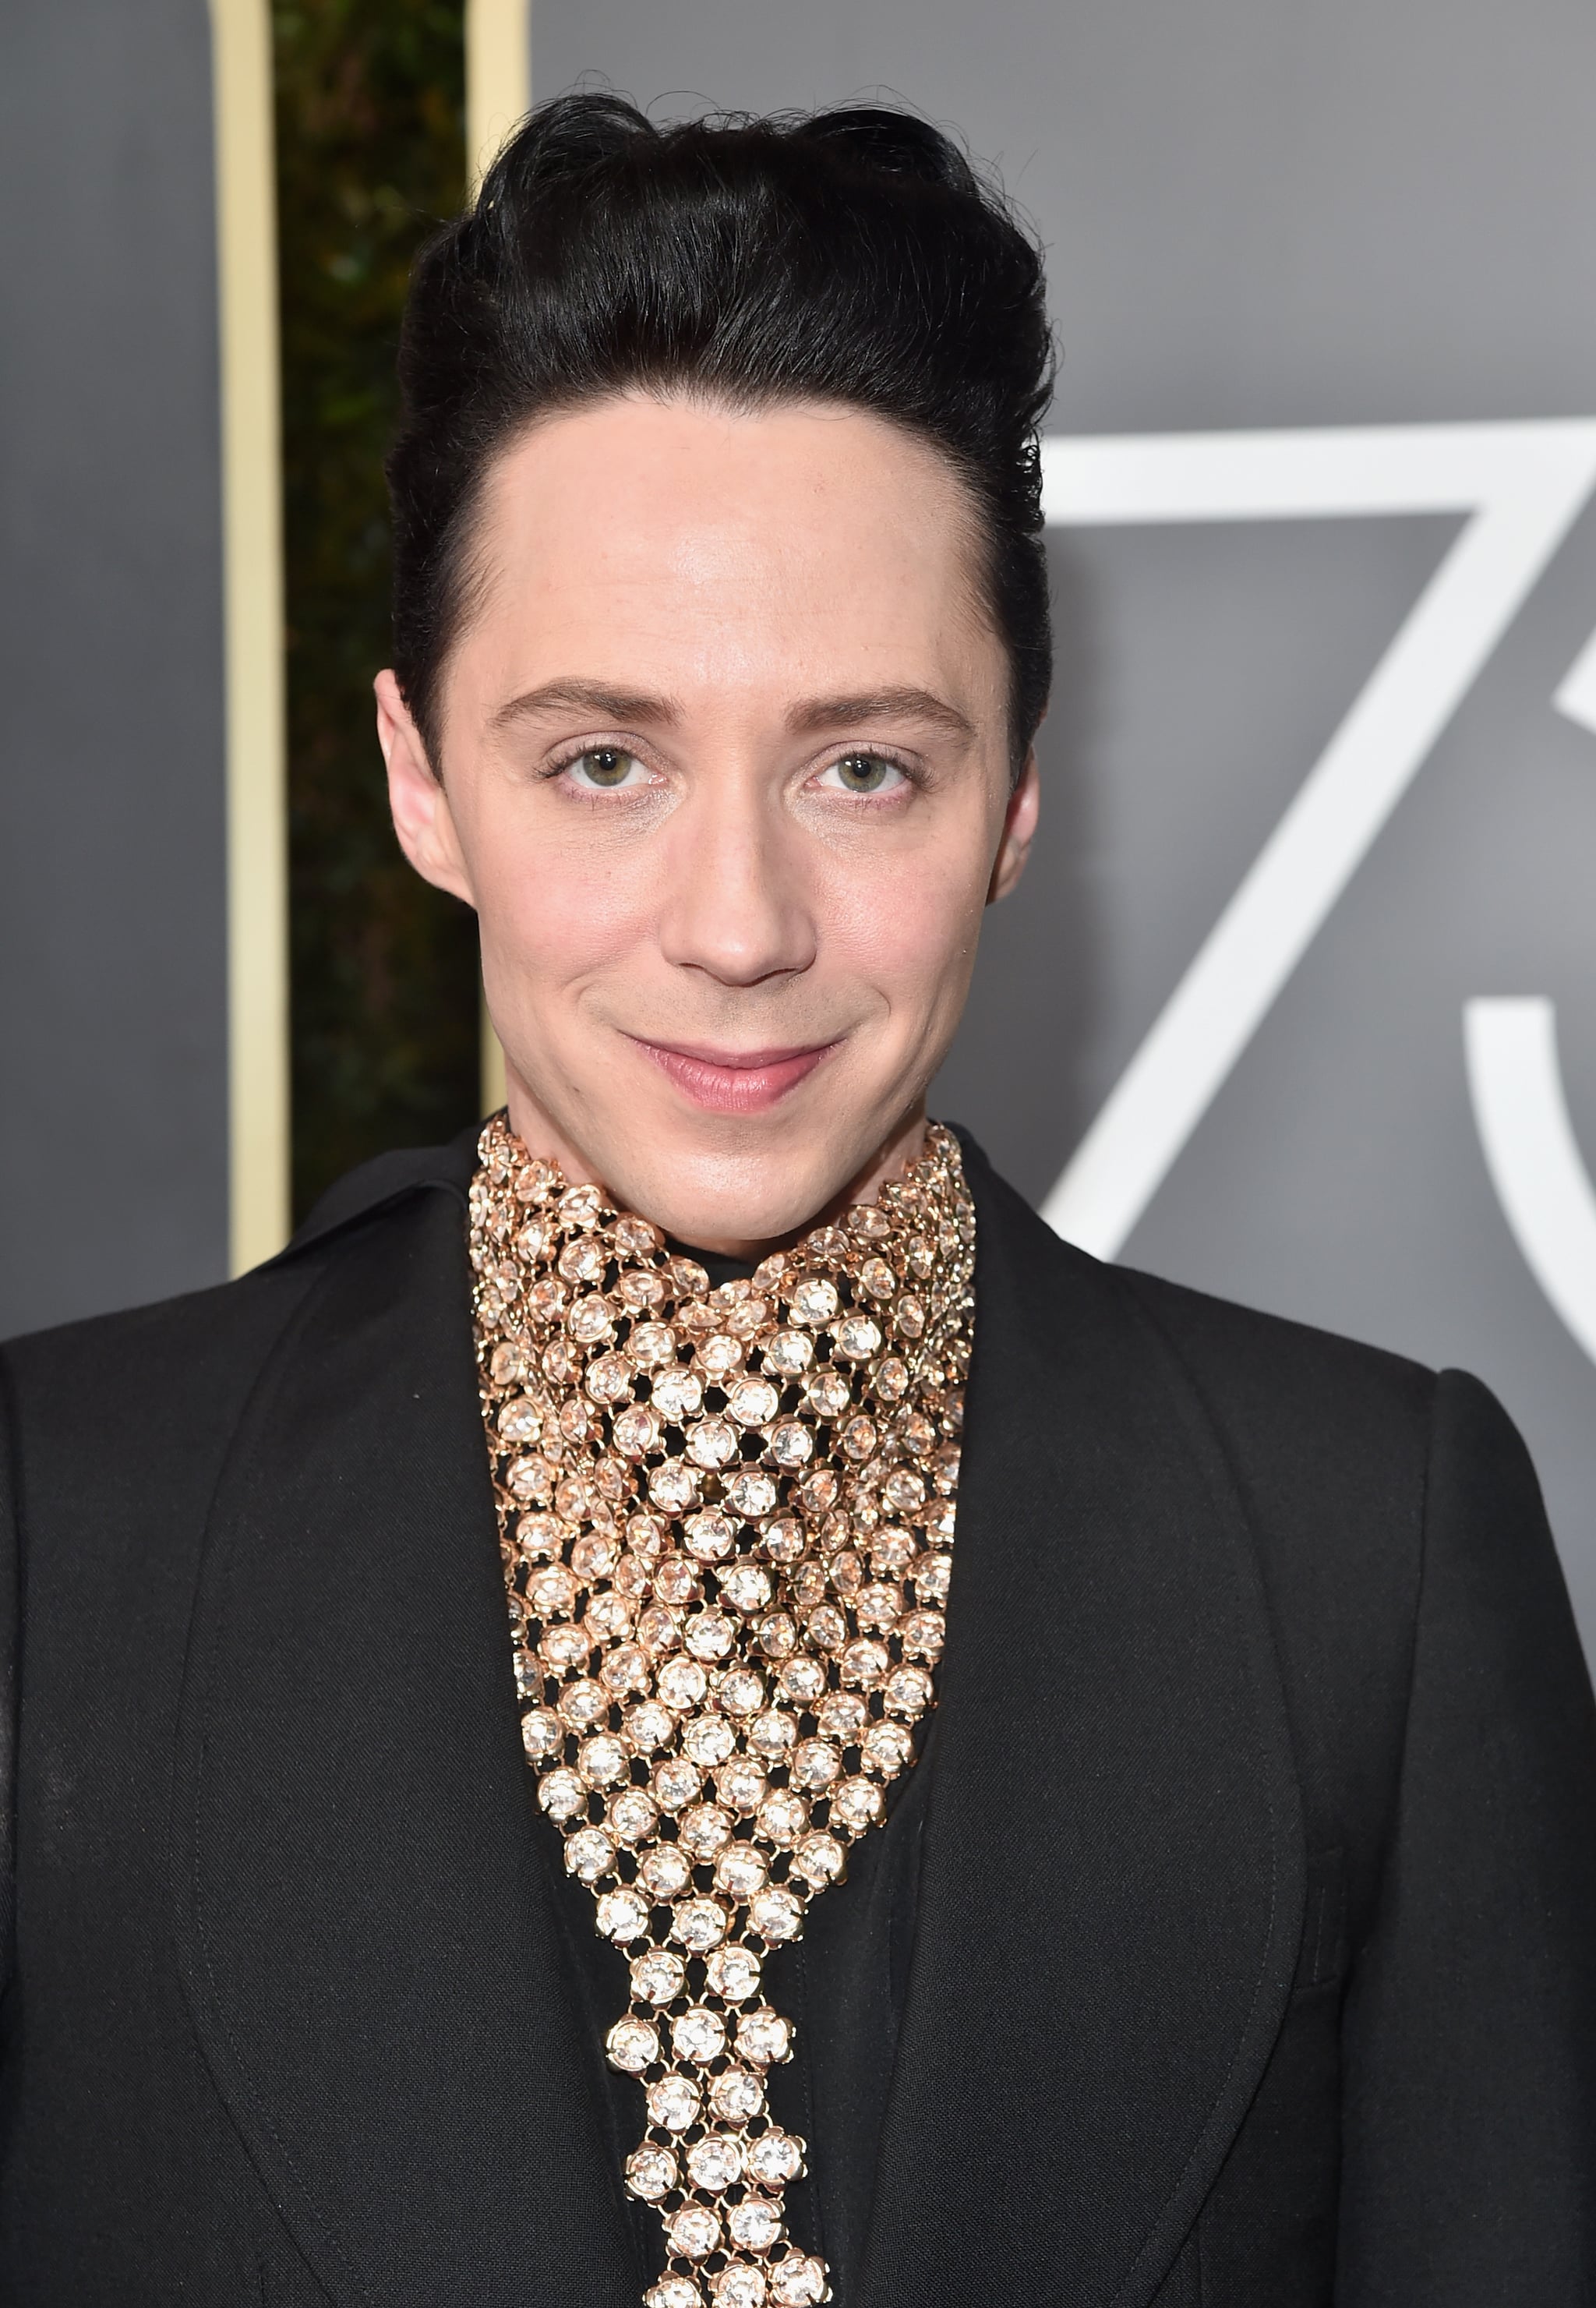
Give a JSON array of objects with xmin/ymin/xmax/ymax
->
[{"xmin": 0, "ymin": 1131, "xmax": 1592, "ymax": 2307}]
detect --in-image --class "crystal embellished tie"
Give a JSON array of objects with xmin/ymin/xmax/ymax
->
[{"xmin": 470, "ymin": 1116, "xmax": 974, "ymax": 2308}]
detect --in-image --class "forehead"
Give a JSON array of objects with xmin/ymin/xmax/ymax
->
[{"xmin": 461, "ymin": 396, "xmax": 999, "ymax": 707}]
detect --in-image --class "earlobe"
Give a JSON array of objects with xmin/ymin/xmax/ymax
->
[
  {"xmin": 375, "ymin": 669, "xmax": 476, "ymax": 907},
  {"xmin": 988, "ymin": 754, "xmax": 1040, "ymax": 904}
]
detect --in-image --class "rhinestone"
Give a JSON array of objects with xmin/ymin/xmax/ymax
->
[
  {"xmin": 757, "ymin": 1612, "xmax": 797, "ymax": 1659},
  {"xmin": 726, "ymin": 1470, "xmax": 779, "ymax": 1518},
  {"xmin": 613, "ymin": 1215, "xmax": 660, "ymax": 1257},
  {"xmin": 715, "ymin": 1757, "xmax": 768, "ymax": 1812},
  {"xmin": 726, "ymin": 1376, "xmax": 779, "ymax": 1426},
  {"xmin": 900, "ymin": 1610, "xmax": 945, "ymax": 1659},
  {"xmin": 858, "ymin": 1255, "xmax": 897, "ymax": 1297},
  {"xmin": 587, "ymin": 1592, "xmax": 637, "ymax": 1642},
  {"xmin": 508, "ymin": 1454, "xmax": 555, "ymax": 1503},
  {"xmin": 791, "ymin": 1833, "xmax": 846, "ymax": 1888},
  {"xmin": 762, "ymin": 1518, "xmax": 805, "ymax": 1564},
  {"xmin": 846, "ymin": 1202, "xmax": 892, "ymax": 1240},
  {"xmin": 895, "ymin": 1294, "xmax": 926, "ymax": 1339},
  {"xmin": 572, "ymin": 1529, "xmax": 622, "ymax": 1578},
  {"xmin": 514, "ymin": 1511, "xmax": 565, "ymax": 1558},
  {"xmin": 839, "ymin": 1637, "xmax": 889, "ymax": 1688},
  {"xmin": 609, "ymin": 1789, "xmax": 660, "ymax": 1843},
  {"xmin": 687, "ymin": 1416, "xmax": 739, "ymax": 1471},
  {"xmin": 839, "ymin": 1416, "xmax": 877, "ymax": 1463},
  {"xmin": 721, "ymin": 1564, "xmax": 775, "ymax": 1614},
  {"xmin": 717, "ymin": 1666, "xmax": 766, "ymax": 1715},
  {"xmin": 778, "ymin": 1657, "xmax": 825, "ymax": 1704},
  {"xmin": 709, "ymin": 2066, "xmax": 765, "ymax": 2122},
  {"xmin": 628, "ymin": 1511, "xmax": 669, "ymax": 1554},
  {"xmin": 587, "ymin": 1351, "xmax": 635, "ymax": 1405},
  {"xmin": 870, "ymin": 1528, "xmax": 916, "ymax": 1575},
  {"xmin": 797, "ymin": 1469, "xmax": 839, "ymax": 1515},
  {"xmin": 884, "ymin": 1664, "xmax": 934, "ymax": 1716},
  {"xmin": 651, "ymin": 1370, "xmax": 704, "ymax": 1422},
  {"xmin": 913, "ymin": 1550, "xmax": 952, "ymax": 1604},
  {"xmin": 630, "ymin": 1321, "xmax": 676, "ymax": 1368},
  {"xmin": 624, "ymin": 1699, "xmax": 676, "ymax": 1754},
  {"xmin": 705, "ymin": 1944, "xmax": 762, "ymax": 2002},
  {"xmin": 538, "ymin": 1768, "xmax": 585, "ymax": 1822},
  {"xmin": 669, "ymin": 1255, "xmax": 711, "ymax": 1296},
  {"xmin": 630, "ymin": 1949, "xmax": 687, "ymax": 2005},
  {"xmin": 497, "ymin": 1394, "xmax": 542, "ymax": 1444},
  {"xmin": 714, "ymin": 1844, "xmax": 769, "ymax": 1897},
  {"xmin": 670, "ymin": 1896, "xmax": 731, "ymax": 1953},
  {"xmin": 736, "ymin": 2007, "xmax": 793, "ymax": 2066},
  {"xmin": 683, "ymin": 1713, "xmax": 736, "ymax": 1766},
  {"xmin": 658, "ymin": 1659, "xmax": 709, "ymax": 1709},
  {"xmin": 757, "ymin": 1791, "xmax": 808, "ymax": 1846},
  {"xmin": 748, "ymin": 1887, "xmax": 803, "ymax": 1942},
  {"xmin": 684, "ymin": 1511, "xmax": 736, "ymax": 1562},
  {"xmin": 578, "ymin": 1734, "xmax": 628, "ymax": 1787},
  {"xmin": 793, "ymin": 1740, "xmax": 841, "ymax": 1790},
  {"xmin": 673, "ymin": 2006, "xmax": 728, "ymax": 2064},
  {"xmin": 520, "ymin": 1707, "xmax": 562, "ymax": 1761},
  {"xmin": 613, "ymin": 1405, "xmax": 662, "ymax": 1457},
  {"xmin": 687, "ymin": 2133, "xmax": 743, "ymax": 2191},
  {"xmin": 669, "ymin": 2204, "xmax": 722, "ymax": 2260},
  {"xmin": 566, "ymin": 1827, "xmax": 616, "ymax": 1881},
  {"xmin": 770, "ymin": 2253, "xmax": 827, "ymax": 2305},
  {"xmin": 684, "ymin": 1610, "xmax": 735, "ymax": 1662},
  {"xmin": 648, "ymin": 2073, "xmax": 702, "ymax": 2130},
  {"xmin": 863, "ymin": 1720, "xmax": 914, "ymax": 1773},
  {"xmin": 853, "ymin": 1582, "xmax": 899, "ymax": 1631},
  {"xmin": 714, "ymin": 2263, "xmax": 768, "ymax": 2307},
  {"xmin": 560, "ymin": 1183, "xmax": 603, "ymax": 1228},
  {"xmin": 831, "ymin": 1776, "xmax": 885, "ymax": 1833},
  {"xmin": 749, "ymin": 1709, "xmax": 797, "ymax": 1758},
  {"xmin": 789, "ymin": 1278, "xmax": 839, "ymax": 1327},
  {"xmin": 569, "ymin": 1295, "xmax": 616, "ymax": 1345},
  {"xmin": 769, "ymin": 1422, "xmax": 814, "ymax": 1469},
  {"xmin": 637, "ymin": 1603, "xmax": 682, "ymax": 1653},
  {"xmin": 817, "ymin": 1692, "xmax": 867, "ymax": 1739},
  {"xmin": 747, "ymin": 2130, "xmax": 804, "ymax": 2185},
  {"xmin": 874, "ymin": 1355, "xmax": 909, "ymax": 1401},
  {"xmin": 655, "ymin": 1557, "xmax": 701, "ymax": 1604},
  {"xmin": 596, "ymin": 1888, "xmax": 651, "ymax": 1942},
  {"xmin": 761, "ymin": 1330, "xmax": 814, "ymax": 1377},
  {"xmin": 649, "ymin": 1461, "xmax": 701, "ymax": 1511},
  {"xmin": 680, "ymin": 1802, "xmax": 734, "ymax": 1857},
  {"xmin": 803, "ymin": 1370, "xmax": 852, "ymax": 1419},
  {"xmin": 606, "ymin": 2016, "xmax": 659, "ymax": 2073},
  {"xmin": 697, "ymin": 1334, "xmax": 744, "ymax": 1380},
  {"xmin": 557, "ymin": 1681, "xmax": 606, "ymax": 1732},
  {"xmin": 729, "ymin": 2200, "xmax": 783, "ymax": 2254},
  {"xmin": 600, "ymin": 1643, "xmax": 651, "ymax": 1694},
  {"xmin": 640, "ymin": 1846, "xmax": 694, "ymax": 1898},
  {"xmin": 647, "ymin": 2279, "xmax": 703, "ymax": 2308},
  {"xmin": 514, "ymin": 1649, "xmax": 543, "ymax": 1701},
  {"xmin": 653, "ymin": 1758, "xmax": 703, "ymax": 1811},
  {"xmin": 833, "ymin": 1317, "xmax": 882, "ymax": 1361},
  {"xmin": 626, "ymin": 2143, "xmax": 678, "ymax": 2200},
  {"xmin": 489, "ymin": 1341, "xmax": 528, "ymax": 1384}
]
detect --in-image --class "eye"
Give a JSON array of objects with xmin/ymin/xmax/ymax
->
[
  {"xmin": 816, "ymin": 751, "xmax": 909, "ymax": 796},
  {"xmin": 562, "ymin": 746, "xmax": 651, "ymax": 791}
]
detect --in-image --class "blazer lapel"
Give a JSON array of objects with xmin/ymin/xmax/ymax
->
[
  {"xmin": 860, "ymin": 1150, "xmax": 1306, "ymax": 2308},
  {"xmin": 172, "ymin": 1177, "xmax": 641, "ymax": 2307}
]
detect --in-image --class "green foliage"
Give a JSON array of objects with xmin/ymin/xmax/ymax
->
[{"xmin": 274, "ymin": 0, "xmax": 478, "ymax": 1218}]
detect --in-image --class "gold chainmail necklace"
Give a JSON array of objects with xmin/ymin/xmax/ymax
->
[{"xmin": 470, "ymin": 1115, "xmax": 975, "ymax": 2308}]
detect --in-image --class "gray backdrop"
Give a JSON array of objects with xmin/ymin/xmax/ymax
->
[
  {"xmin": 535, "ymin": 0, "xmax": 1596, "ymax": 1650},
  {"xmin": 0, "ymin": 0, "xmax": 229, "ymax": 1337}
]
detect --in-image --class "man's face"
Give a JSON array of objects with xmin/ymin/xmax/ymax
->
[{"xmin": 377, "ymin": 394, "xmax": 1038, "ymax": 1252}]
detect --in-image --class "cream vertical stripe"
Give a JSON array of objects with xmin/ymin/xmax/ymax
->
[
  {"xmin": 210, "ymin": 0, "xmax": 290, "ymax": 1270},
  {"xmin": 466, "ymin": 0, "xmax": 531, "ymax": 1113}
]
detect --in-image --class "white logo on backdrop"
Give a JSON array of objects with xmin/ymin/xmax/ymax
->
[{"xmin": 1038, "ymin": 421, "xmax": 1596, "ymax": 1366}]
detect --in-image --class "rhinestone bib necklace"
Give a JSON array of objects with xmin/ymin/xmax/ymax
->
[{"xmin": 470, "ymin": 1116, "xmax": 974, "ymax": 2308}]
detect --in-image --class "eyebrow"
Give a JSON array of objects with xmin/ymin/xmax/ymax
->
[
  {"xmin": 491, "ymin": 677, "xmax": 975, "ymax": 744},
  {"xmin": 489, "ymin": 679, "xmax": 684, "ymax": 733}
]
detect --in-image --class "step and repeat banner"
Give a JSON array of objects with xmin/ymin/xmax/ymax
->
[{"xmin": 5, "ymin": 0, "xmax": 1596, "ymax": 1654}]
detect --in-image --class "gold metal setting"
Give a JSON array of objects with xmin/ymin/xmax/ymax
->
[{"xmin": 471, "ymin": 1116, "xmax": 973, "ymax": 2308}]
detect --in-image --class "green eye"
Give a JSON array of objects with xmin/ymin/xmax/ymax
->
[
  {"xmin": 829, "ymin": 753, "xmax": 899, "ymax": 793},
  {"xmin": 569, "ymin": 747, "xmax": 641, "ymax": 788}
]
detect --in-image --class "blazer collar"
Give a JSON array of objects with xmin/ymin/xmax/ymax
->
[{"xmin": 175, "ymin": 1133, "xmax": 1303, "ymax": 2308}]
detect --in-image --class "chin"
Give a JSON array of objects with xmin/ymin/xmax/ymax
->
[{"xmin": 605, "ymin": 1133, "xmax": 856, "ymax": 1253}]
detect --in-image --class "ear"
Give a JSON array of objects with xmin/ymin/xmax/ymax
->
[
  {"xmin": 987, "ymin": 751, "xmax": 1040, "ymax": 904},
  {"xmin": 375, "ymin": 670, "xmax": 477, "ymax": 907}
]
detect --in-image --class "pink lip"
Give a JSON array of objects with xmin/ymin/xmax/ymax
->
[{"xmin": 628, "ymin": 1036, "xmax": 839, "ymax": 1113}]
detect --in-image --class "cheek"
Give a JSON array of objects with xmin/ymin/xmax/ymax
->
[
  {"xmin": 471, "ymin": 813, "xmax": 657, "ymax": 985},
  {"xmin": 816, "ymin": 827, "xmax": 992, "ymax": 1013}
]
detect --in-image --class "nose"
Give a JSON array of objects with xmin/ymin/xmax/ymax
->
[{"xmin": 655, "ymin": 776, "xmax": 817, "ymax": 989}]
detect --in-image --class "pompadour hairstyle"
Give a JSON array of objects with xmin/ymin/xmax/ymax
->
[{"xmin": 387, "ymin": 94, "xmax": 1056, "ymax": 776}]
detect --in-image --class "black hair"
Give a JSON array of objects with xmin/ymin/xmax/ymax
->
[{"xmin": 387, "ymin": 94, "xmax": 1055, "ymax": 776}]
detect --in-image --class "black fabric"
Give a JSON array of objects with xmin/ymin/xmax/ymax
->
[{"xmin": 0, "ymin": 1129, "xmax": 1591, "ymax": 2306}]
